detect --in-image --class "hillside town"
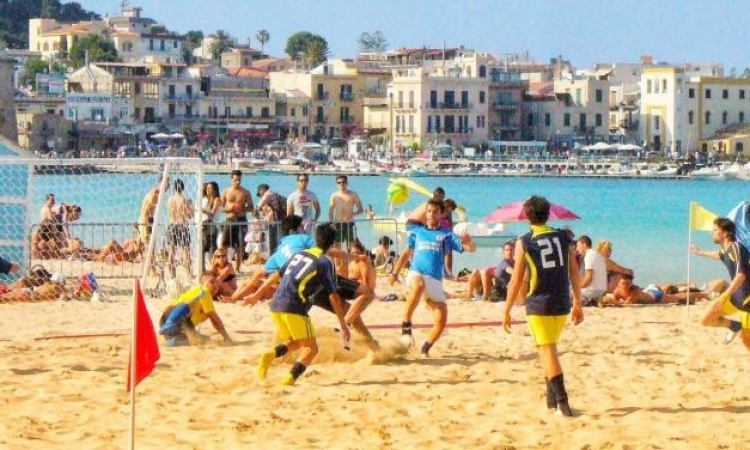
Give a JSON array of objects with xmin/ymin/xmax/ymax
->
[{"xmin": 0, "ymin": 3, "xmax": 749, "ymax": 171}]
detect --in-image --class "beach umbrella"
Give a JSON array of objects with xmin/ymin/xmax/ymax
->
[
  {"xmin": 482, "ymin": 200, "xmax": 580, "ymax": 223},
  {"xmin": 151, "ymin": 132, "xmax": 170, "ymax": 140}
]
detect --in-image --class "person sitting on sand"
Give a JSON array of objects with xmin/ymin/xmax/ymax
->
[
  {"xmin": 0, "ymin": 254, "xmax": 19, "ymax": 276},
  {"xmin": 463, "ymin": 240, "xmax": 516, "ymax": 302},
  {"xmin": 158, "ymin": 273, "xmax": 232, "ymax": 346},
  {"xmin": 210, "ymin": 248, "xmax": 237, "ymax": 297},
  {"xmin": 596, "ymin": 239, "xmax": 634, "ymax": 292}
]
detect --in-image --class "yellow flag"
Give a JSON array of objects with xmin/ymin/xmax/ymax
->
[{"xmin": 689, "ymin": 202, "xmax": 718, "ymax": 231}]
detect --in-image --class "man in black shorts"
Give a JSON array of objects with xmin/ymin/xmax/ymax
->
[{"xmin": 311, "ymin": 272, "xmax": 378, "ymax": 351}]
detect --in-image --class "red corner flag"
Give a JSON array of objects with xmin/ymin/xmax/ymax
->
[{"xmin": 127, "ymin": 280, "xmax": 160, "ymax": 392}]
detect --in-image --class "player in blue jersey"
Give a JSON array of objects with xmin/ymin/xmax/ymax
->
[
  {"xmin": 224, "ymin": 215, "xmax": 315, "ymax": 304},
  {"xmin": 256, "ymin": 223, "xmax": 350, "ymax": 386},
  {"xmin": 690, "ymin": 217, "xmax": 750, "ymax": 349},
  {"xmin": 389, "ymin": 199, "xmax": 476, "ymax": 357},
  {"xmin": 503, "ymin": 196, "xmax": 583, "ymax": 417}
]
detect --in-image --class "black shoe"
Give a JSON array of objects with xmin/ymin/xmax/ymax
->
[{"xmin": 556, "ymin": 399, "xmax": 573, "ymax": 417}]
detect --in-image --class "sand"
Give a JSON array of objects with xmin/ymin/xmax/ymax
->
[{"xmin": 1, "ymin": 274, "xmax": 749, "ymax": 449}]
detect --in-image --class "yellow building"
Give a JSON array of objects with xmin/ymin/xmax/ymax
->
[{"xmin": 269, "ymin": 59, "xmax": 366, "ymax": 139}]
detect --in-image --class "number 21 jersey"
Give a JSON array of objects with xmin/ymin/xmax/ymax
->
[{"xmin": 521, "ymin": 225, "xmax": 573, "ymax": 316}]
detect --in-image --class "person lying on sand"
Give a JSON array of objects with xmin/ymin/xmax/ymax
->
[
  {"xmin": 0, "ymin": 269, "xmax": 74, "ymax": 302},
  {"xmin": 600, "ymin": 274, "xmax": 717, "ymax": 306}
]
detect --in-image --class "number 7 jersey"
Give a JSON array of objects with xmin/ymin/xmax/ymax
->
[
  {"xmin": 270, "ymin": 247, "xmax": 338, "ymax": 316},
  {"xmin": 521, "ymin": 225, "xmax": 573, "ymax": 316}
]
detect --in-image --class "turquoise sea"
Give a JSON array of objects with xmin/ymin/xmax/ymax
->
[{"xmin": 29, "ymin": 172, "xmax": 750, "ymax": 285}]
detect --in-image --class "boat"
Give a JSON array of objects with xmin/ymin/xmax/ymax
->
[{"xmin": 689, "ymin": 166, "xmax": 727, "ymax": 180}]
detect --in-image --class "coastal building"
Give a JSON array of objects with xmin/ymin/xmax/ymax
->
[
  {"xmin": 220, "ymin": 45, "xmax": 268, "ymax": 68},
  {"xmin": 29, "ymin": 5, "xmax": 184, "ymax": 64},
  {"xmin": 269, "ymin": 59, "xmax": 366, "ymax": 140},
  {"xmin": 640, "ymin": 64, "xmax": 750, "ymax": 156}
]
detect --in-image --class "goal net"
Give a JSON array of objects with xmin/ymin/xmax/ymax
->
[{"xmin": 0, "ymin": 157, "xmax": 203, "ymax": 294}]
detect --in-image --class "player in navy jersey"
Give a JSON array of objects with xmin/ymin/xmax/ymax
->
[
  {"xmin": 389, "ymin": 199, "xmax": 475, "ymax": 357},
  {"xmin": 256, "ymin": 223, "xmax": 350, "ymax": 386},
  {"xmin": 690, "ymin": 217, "xmax": 750, "ymax": 349},
  {"xmin": 503, "ymin": 196, "xmax": 583, "ymax": 417}
]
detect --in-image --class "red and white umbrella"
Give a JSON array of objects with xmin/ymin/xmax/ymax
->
[{"xmin": 481, "ymin": 201, "xmax": 580, "ymax": 223}]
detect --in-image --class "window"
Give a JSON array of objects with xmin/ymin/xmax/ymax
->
[
  {"xmin": 689, "ymin": 88, "xmax": 695, "ymax": 98},
  {"xmin": 397, "ymin": 91, "xmax": 403, "ymax": 109},
  {"xmin": 662, "ymin": 79, "xmax": 667, "ymax": 93},
  {"xmin": 688, "ymin": 110, "xmax": 694, "ymax": 124},
  {"xmin": 545, "ymin": 113, "xmax": 550, "ymax": 126},
  {"xmin": 149, "ymin": 39, "xmax": 154, "ymax": 50},
  {"xmin": 575, "ymin": 89, "xmax": 582, "ymax": 106},
  {"xmin": 408, "ymin": 115, "xmax": 414, "ymax": 133},
  {"xmin": 291, "ymin": 107, "xmax": 296, "ymax": 117},
  {"xmin": 579, "ymin": 113, "xmax": 586, "ymax": 129},
  {"xmin": 430, "ymin": 91, "xmax": 438, "ymax": 108},
  {"xmin": 427, "ymin": 115, "xmax": 433, "ymax": 133},
  {"xmin": 160, "ymin": 39, "xmax": 165, "ymax": 51},
  {"xmin": 408, "ymin": 91, "xmax": 414, "ymax": 109},
  {"xmin": 742, "ymin": 90, "xmax": 746, "ymax": 99},
  {"xmin": 134, "ymin": 82, "xmax": 141, "ymax": 94},
  {"xmin": 647, "ymin": 80, "xmax": 652, "ymax": 94},
  {"xmin": 246, "ymin": 107, "xmax": 252, "ymax": 117},
  {"xmin": 595, "ymin": 113, "xmax": 602, "ymax": 127},
  {"xmin": 144, "ymin": 82, "xmax": 158, "ymax": 99},
  {"xmin": 564, "ymin": 113, "xmax": 570, "ymax": 126},
  {"xmin": 723, "ymin": 89, "xmax": 729, "ymax": 99},
  {"xmin": 261, "ymin": 107, "xmax": 269, "ymax": 118},
  {"xmin": 706, "ymin": 89, "xmax": 711, "ymax": 99},
  {"xmin": 595, "ymin": 89, "xmax": 603, "ymax": 102},
  {"xmin": 737, "ymin": 142, "xmax": 744, "ymax": 153},
  {"xmin": 705, "ymin": 111, "xmax": 711, "ymax": 124},
  {"xmin": 723, "ymin": 111, "xmax": 728, "ymax": 125},
  {"xmin": 527, "ymin": 113, "xmax": 534, "ymax": 127},
  {"xmin": 479, "ymin": 91, "xmax": 485, "ymax": 104},
  {"xmin": 741, "ymin": 112, "xmax": 745, "ymax": 123},
  {"xmin": 186, "ymin": 85, "xmax": 192, "ymax": 97},
  {"xmin": 461, "ymin": 91, "xmax": 469, "ymax": 108},
  {"xmin": 654, "ymin": 116, "xmax": 660, "ymax": 130}
]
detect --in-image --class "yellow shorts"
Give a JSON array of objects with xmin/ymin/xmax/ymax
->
[
  {"xmin": 720, "ymin": 299, "xmax": 750, "ymax": 329},
  {"xmin": 527, "ymin": 314, "xmax": 568, "ymax": 346},
  {"xmin": 271, "ymin": 312, "xmax": 315, "ymax": 341}
]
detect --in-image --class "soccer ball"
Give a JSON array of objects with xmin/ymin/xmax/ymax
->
[{"xmin": 398, "ymin": 334, "xmax": 415, "ymax": 349}]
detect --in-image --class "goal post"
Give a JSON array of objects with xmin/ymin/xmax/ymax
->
[{"xmin": 0, "ymin": 156, "xmax": 204, "ymax": 290}]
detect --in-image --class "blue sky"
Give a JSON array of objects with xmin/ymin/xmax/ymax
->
[{"xmin": 75, "ymin": 0, "xmax": 750, "ymax": 70}]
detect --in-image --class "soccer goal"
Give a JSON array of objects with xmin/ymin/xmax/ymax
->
[{"xmin": 0, "ymin": 157, "xmax": 204, "ymax": 291}]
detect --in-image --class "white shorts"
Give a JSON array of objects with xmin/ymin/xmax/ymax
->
[{"xmin": 406, "ymin": 271, "xmax": 447, "ymax": 303}]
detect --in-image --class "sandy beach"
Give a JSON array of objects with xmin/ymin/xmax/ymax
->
[{"xmin": 1, "ymin": 275, "xmax": 749, "ymax": 449}]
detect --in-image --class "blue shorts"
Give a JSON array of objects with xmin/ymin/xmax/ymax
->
[{"xmin": 643, "ymin": 284, "xmax": 663, "ymax": 303}]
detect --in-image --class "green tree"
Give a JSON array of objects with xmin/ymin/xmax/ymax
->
[
  {"xmin": 209, "ymin": 29, "xmax": 234, "ymax": 62},
  {"xmin": 255, "ymin": 29, "xmax": 270, "ymax": 54},
  {"xmin": 69, "ymin": 35, "xmax": 118, "ymax": 68},
  {"xmin": 304, "ymin": 36, "xmax": 329, "ymax": 68},
  {"xmin": 19, "ymin": 56, "xmax": 63, "ymax": 90},
  {"xmin": 357, "ymin": 31, "xmax": 388, "ymax": 53},
  {"xmin": 285, "ymin": 31, "xmax": 314, "ymax": 60},
  {"xmin": 182, "ymin": 29, "xmax": 203, "ymax": 65}
]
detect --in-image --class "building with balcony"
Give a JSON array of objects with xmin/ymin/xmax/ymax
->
[
  {"xmin": 29, "ymin": 5, "xmax": 184, "ymax": 64},
  {"xmin": 641, "ymin": 65, "xmax": 750, "ymax": 155},
  {"xmin": 269, "ymin": 59, "xmax": 366, "ymax": 140}
]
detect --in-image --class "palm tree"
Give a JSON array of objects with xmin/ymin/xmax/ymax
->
[
  {"xmin": 304, "ymin": 37, "xmax": 329, "ymax": 68},
  {"xmin": 209, "ymin": 30, "xmax": 234, "ymax": 63},
  {"xmin": 255, "ymin": 29, "xmax": 269, "ymax": 54}
]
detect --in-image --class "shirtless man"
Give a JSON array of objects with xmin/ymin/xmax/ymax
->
[
  {"xmin": 139, "ymin": 175, "xmax": 170, "ymax": 245},
  {"xmin": 328, "ymin": 174, "xmax": 363, "ymax": 271},
  {"xmin": 220, "ymin": 170, "xmax": 254, "ymax": 266},
  {"xmin": 167, "ymin": 179, "xmax": 194, "ymax": 278},
  {"xmin": 40, "ymin": 193, "xmax": 56, "ymax": 222}
]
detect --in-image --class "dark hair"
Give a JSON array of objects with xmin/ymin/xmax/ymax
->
[
  {"xmin": 336, "ymin": 174, "xmax": 348, "ymax": 182},
  {"xmin": 297, "ymin": 173, "xmax": 309, "ymax": 181},
  {"xmin": 206, "ymin": 181, "xmax": 219, "ymax": 197},
  {"xmin": 426, "ymin": 198, "xmax": 444, "ymax": 213},
  {"xmin": 433, "ymin": 187, "xmax": 445, "ymax": 198},
  {"xmin": 256, "ymin": 183, "xmax": 270, "ymax": 197},
  {"xmin": 714, "ymin": 217, "xmax": 737, "ymax": 241},
  {"xmin": 503, "ymin": 239, "xmax": 515, "ymax": 249},
  {"xmin": 315, "ymin": 222, "xmax": 336, "ymax": 251},
  {"xmin": 231, "ymin": 169, "xmax": 242, "ymax": 178},
  {"xmin": 577, "ymin": 235, "xmax": 593, "ymax": 247},
  {"xmin": 621, "ymin": 273, "xmax": 634, "ymax": 281},
  {"xmin": 523, "ymin": 195, "xmax": 550, "ymax": 225},
  {"xmin": 174, "ymin": 178, "xmax": 184, "ymax": 193},
  {"xmin": 378, "ymin": 235, "xmax": 393, "ymax": 246},
  {"xmin": 281, "ymin": 215, "xmax": 304, "ymax": 235},
  {"xmin": 443, "ymin": 198, "xmax": 457, "ymax": 211},
  {"xmin": 350, "ymin": 238, "xmax": 366, "ymax": 253}
]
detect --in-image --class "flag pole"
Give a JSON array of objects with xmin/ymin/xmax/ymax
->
[
  {"xmin": 686, "ymin": 225, "xmax": 691, "ymax": 319},
  {"xmin": 128, "ymin": 279, "xmax": 138, "ymax": 450}
]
